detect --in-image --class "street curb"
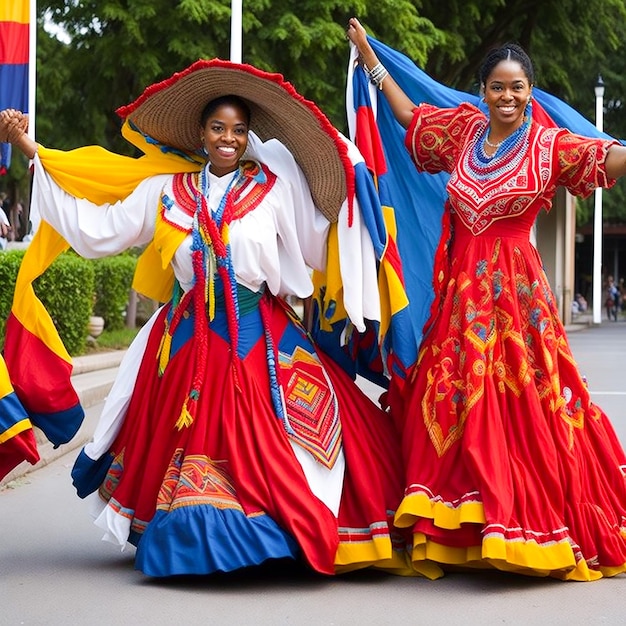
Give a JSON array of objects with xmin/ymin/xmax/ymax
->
[{"xmin": 71, "ymin": 350, "xmax": 127, "ymax": 375}]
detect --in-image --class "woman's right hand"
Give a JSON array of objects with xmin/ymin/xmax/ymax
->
[{"xmin": 0, "ymin": 109, "xmax": 29, "ymax": 143}]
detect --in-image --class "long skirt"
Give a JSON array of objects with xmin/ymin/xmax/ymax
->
[
  {"xmin": 73, "ymin": 293, "xmax": 417, "ymax": 577},
  {"xmin": 393, "ymin": 231, "xmax": 626, "ymax": 581}
]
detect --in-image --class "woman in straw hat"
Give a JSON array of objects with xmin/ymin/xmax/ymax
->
[{"xmin": 0, "ymin": 60, "xmax": 425, "ymax": 578}]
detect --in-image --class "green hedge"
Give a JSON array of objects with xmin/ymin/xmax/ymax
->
[
  {"xmin": 34, "ymin": 253, "xmax": 95, "ymax": 355},
  {"xmin": 0, "ymin": 250, "xmax": 136, "ymax": 355},
  {"xmin": 92, "ymin": 255, "xmax": 137, "ymax": 331},
  {"xmin": 0, "ymin": 250, "xmax": 23, "ymax": 345}
]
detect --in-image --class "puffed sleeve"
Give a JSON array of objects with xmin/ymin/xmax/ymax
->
[
  {"xmin": 31, "ymin": 153, "xmax": 171, "ymax": 257},
  {"xmin": 404, "ymin": 102, "xmax": 485, "ymax": 174},
  {"xmin": 555, "ymin": 131, "xmax": 619, "ymax": 198},
  {"xmin": 245, "ymin": 135, "xmax": 330, "ymax": 295},
  {"xmin": 246, "ymin": 133, "xmax": 379, "ymax": 331}
]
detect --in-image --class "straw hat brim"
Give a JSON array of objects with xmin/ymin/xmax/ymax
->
[{"xmin": 116, "ymin": 59, "xmax": 352, "ymax": 222}]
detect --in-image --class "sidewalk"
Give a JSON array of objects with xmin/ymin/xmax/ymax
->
[{"xmin": 0, "ymin": 313, "xmax": 602, "ymax": 488}]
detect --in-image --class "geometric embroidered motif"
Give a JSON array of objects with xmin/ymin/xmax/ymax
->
[
  {"xmin": 99, "ymin": 448, "xmax": 124, "ymax": 502},
  {"xmin": 156, "ymin": 448, "xmax": 244, "ymax": 513},
  {"xmin": 279, "ymin": 345, "xmax": 342, "ymax": 469}
]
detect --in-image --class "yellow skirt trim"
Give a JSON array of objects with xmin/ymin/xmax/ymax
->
[
  {"xmin": 335, "ymin": 536, "xmax": 443, "ymax": 579},
  {"xmin": 395, "ymin": 491, "xmax": 486, "ymax": 529},
  {"xmin": 411, "ymin": 532, "xmax": 622, "ymax": 581},
  {"xmin": 597, "ymin": 563, "xmax": 626, "ymax": 578}
]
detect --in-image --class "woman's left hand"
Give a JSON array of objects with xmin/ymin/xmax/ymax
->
[{"xmin": 0, "ymin": 109, "xmax": 29, "ymax": 143}]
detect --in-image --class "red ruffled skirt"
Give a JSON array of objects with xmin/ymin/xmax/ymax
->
[
  {"xmin": 82, "ymin": 294, "xmax": 414, "ymax": 577},
  {"xmin": 393, "ymin": 230, "xmax": 626, "ymax": 580}
]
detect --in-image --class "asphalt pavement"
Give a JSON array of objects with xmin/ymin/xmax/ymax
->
[{"xmin": 1, "ymin": 319, "xmax": 625, "ymax": 625}]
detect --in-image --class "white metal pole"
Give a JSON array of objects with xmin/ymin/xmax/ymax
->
[
  {"xmin": 592, "ymin": 77, "xmax": 604, "ymax": 324},
  {"xmin": 28, "ymin": 0, "xmax": 37, "ymax": 141},
  {"xmin": 230, "ymin": 0, "xmax": 243, "ymax": 63}
]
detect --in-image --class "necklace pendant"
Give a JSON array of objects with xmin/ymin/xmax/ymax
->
[{"xmin": 484, "ymin": 136, "xmax": 502, "ymax": 149}]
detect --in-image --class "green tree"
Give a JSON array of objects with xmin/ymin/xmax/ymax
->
[
  {"xmin": 566, "ymin": 36, "xmax": 626, "ymax": 226},
  {"xmin": 37, "ymin": 0, "xmax": 440, "ymax": 152}
]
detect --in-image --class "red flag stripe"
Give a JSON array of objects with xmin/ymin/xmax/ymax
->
[
  {"xmin": 355, "ymin": 105, "xmax": 387, "ymax": 178},
  {"xmin": 4, "ymin": 313, "xmax": 79, "ymax": 414},
  {"xmin": 0, "ymin": 21, "xmax": 29, "ymax": 64}
]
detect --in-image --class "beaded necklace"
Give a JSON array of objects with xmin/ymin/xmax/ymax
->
[
  {"xmin": 193, "ymin": 166, "xmax": 242, "ymax": 324},
  {"xmin": 465, "ymin": 116, "xmax": 531, "ymax": 182},
  {"xmin": 173, "ymin": 164, "xmax": 250, "ymax": 429}
]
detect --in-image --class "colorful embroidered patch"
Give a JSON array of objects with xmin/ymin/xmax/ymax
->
[
  {"xmin": 156, "ymin": 448, "xmax": 244, "ymax": 513},
  {"xmin": 279, "ymin": 345, "xmax": 342, "ymax": 469}
]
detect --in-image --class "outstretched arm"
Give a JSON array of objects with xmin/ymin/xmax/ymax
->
[
  {"xmin": 346, "ymin": 17, "xmax": 417, "ymax": 129},
  {"xmin": 0, "ymin": 109, "xmax": 37, "ymax": 159}
]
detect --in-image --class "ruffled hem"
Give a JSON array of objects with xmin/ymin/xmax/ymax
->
[
  {"xmin": 410, "ymin": 532, "xmax": 626, "ymax": 581},
  {"xmin": 397, "ymin": 489, "xmax": 626, "ymax": 580},
  {"xmin": 333, "ymin": 513, "xmax": 442, "ymax": 578},
  {"xmin": 395, "ymin": 488, "xmax": 485, "ymax": 529},
  {"xmin": 335, "ymin": 535, "xmax": 423, "ymax": 577},
  {"xmin": 135, "ymin": 506, "xmax": 299, "ymax": 577}
]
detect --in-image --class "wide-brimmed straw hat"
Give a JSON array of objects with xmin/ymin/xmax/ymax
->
[{"xmin": 116, "ymin": 58, "xmax": 353, "ymax": 222}]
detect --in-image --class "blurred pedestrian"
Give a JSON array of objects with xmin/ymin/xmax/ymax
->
[
  {"xmin": 0, "ymin": 201, "xmax": 10, "ymax": 249},
  {"xmin": 606, "ymin": 276, "xmax": 620, "ymax": 321}
]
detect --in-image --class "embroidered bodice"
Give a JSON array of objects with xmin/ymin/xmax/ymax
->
[
  {"xmin": 32, "ymin": 159, "xmax": 331, "ymax": 299},
  {"xmin": 405, "ymin": 103, "xmax": 616, "ymax": 237}
]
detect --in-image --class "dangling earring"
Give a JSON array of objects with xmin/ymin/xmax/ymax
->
[
  {"xmin": 525, "ymin": 95, "xmax": 533, "ymax": 119},
  {"xmin": 200, "ymin": 138, "xmax": 208, "ymax": 156}
]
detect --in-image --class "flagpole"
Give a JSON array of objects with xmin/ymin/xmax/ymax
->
[
  {"xmin": 28, "ymin": 0, "xmax": 36, "ymax": 141},
  {"xmin": 230, "ymin": 0, "xmax": 242, "ymax": 63}
]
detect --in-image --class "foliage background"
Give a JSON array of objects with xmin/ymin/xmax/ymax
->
[
  {"xmin": 0, "ymin": 250, "xmax": 94, "ymax": 355},
  {"xmin": 0, "ymin": 251, "xmax": 136, "ymax": 355},
  {"xmin": 92, "ymin": 254, "xmax": 137, "ymax": 331},
  {"xmin": 3, "ymin": 0, "xmax": 626, "ymax": 224}
]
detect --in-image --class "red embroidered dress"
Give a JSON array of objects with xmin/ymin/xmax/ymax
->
[{"xmin": 394, "ymin": 103, "xmax": 626, "ymax": 580}]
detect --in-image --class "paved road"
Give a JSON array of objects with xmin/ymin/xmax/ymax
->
[{"xmin": 1, "ymin": 323, "xmax": 625, "ymax": 625}]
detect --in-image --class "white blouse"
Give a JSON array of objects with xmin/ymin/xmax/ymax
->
[{"xmin": 31, "ymin": 133, "xmax": 380, "ymax": 331}]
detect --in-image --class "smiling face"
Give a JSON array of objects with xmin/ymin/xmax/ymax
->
[
  {"xmin": 483, "ymin": 59, "xmax": 532, "ymax": 132},
  {"xmin": 200, "ymin": 101, "xmax": 249, "ymax": 177}
]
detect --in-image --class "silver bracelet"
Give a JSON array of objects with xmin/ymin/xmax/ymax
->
[{"xmin": 364, "ymin": 62, "xmax": 389, "ymax": 90}]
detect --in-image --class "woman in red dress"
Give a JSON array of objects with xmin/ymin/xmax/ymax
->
[{"xmin": 348, "ymin": 17, "xmax": 626, "ymax": 580}]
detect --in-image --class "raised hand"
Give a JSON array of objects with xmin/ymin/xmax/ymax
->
[
  {"xmin": 345, "ymin": 18, "xmax": 415, "ymax": 129},
  {"xmin": 1, "ymin": 110, "xmax": 37, "ymax": 159},
  {"xmin": 0, "ymin": 109, "xmax": 29, "ymax": 143},
  {"xmin": 346, "ymin": 18, "xmax": 377, "ymax": 69}
]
